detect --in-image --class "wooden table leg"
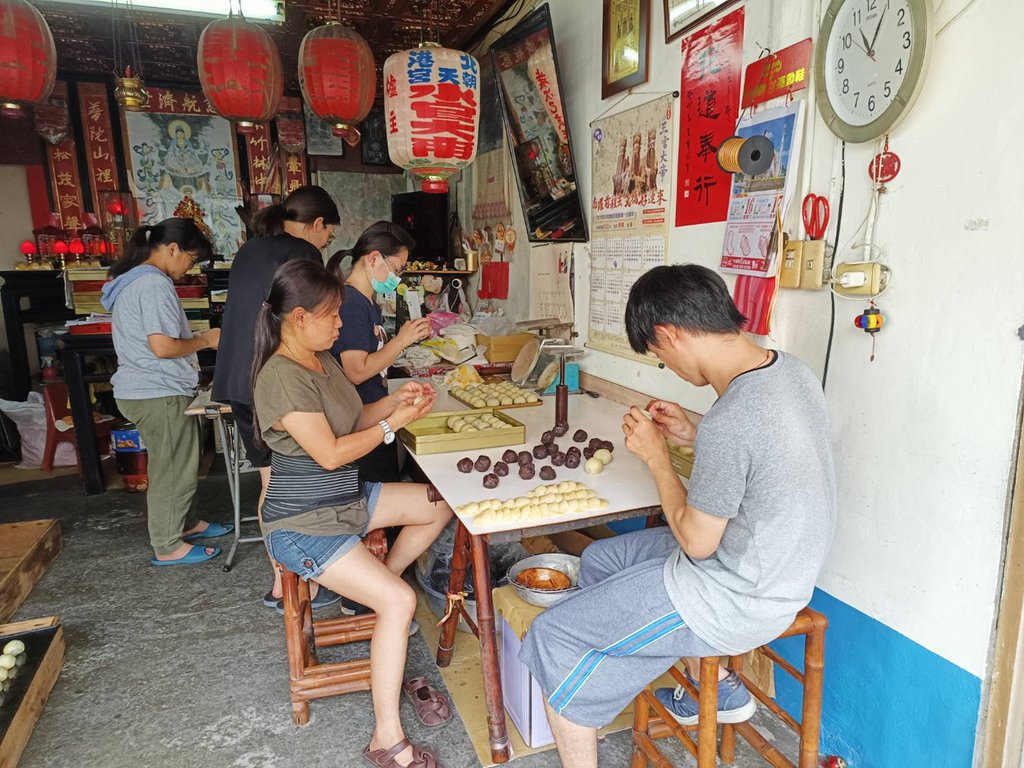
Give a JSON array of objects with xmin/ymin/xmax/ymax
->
[
  {"xmin": 64, "ymin": 349, "xmax": 105, "ymax": 494},
  {"xmin": 436, "ymin": 519, "xmax": 471, "ymax": 668},
  {"xmin": 471, "ymin": 532, "xmax": 511, "ymax": 763}
]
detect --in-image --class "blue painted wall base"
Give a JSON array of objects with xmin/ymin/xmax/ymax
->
[{"xmin": 770, "ymin": 589, "xmax": 981, "ymax": 767}]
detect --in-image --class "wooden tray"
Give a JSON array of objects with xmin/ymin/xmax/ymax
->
[
  {"xmin": 448, "ymin": 390, "xmax": 543, "ymax": 411},
  {"xmin": 0, "ymin": 617, "xmax": 64, "ymax": 768},
  {"xmin": 0, "ymin": 522, "xmax": 61, "ymax": 624},
  {"xmin": 668, "ymin": 444, "xmax": 695, "ymax": 478},
  {"xmin": 399, "ymin": 409, "xmax": 526, "ymax": 456}
]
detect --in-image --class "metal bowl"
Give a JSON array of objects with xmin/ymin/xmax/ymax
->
[{"xmin": 506, "ymin": 553, "xmax": 581, "ymax": 608}]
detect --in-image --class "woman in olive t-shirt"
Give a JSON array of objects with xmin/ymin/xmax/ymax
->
[{"xmin": 252, "ymin": 260, "xmax": 452, "ymax": 768}]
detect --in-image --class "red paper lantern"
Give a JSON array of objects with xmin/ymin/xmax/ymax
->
[
  {"xmin": 0, "ymin": 0, "xmax": 57, "ymax": 118},
  {"xmin": 299, "ymin": 24, "xmax": 375, "ymax": 146},
  {"xmin": 198, "ymin": 15, "xmax": 282, "ymax": 133},
  {"xmin": 384, "ymin": 44, "xmax": 480, "ymax": 194},
  {"xmin": 68, "ymin": 238, "xmax": 85, "ymax": 255}
]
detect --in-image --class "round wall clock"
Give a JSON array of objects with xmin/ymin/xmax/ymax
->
[{"xmin": 815, "ymin": 0, "xmax": 933, "ymax": 142}]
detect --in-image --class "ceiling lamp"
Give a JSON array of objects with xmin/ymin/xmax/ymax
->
[
  {"xmin": 198, "ymin": 11, "xmax": 282, "ymax": 133},
  {"xmin": 384, "ymin": 43, "xmax": 480, "ymax": 193},
  {"xmin": 111, "ymin": 0, "xmax": 148, "ymax": 110},
  {"xmin": 298, "ymin": 23, "xmax": 375, "ymax": 147},
  {"xmin": 0, "ymin": 0, "xmax": 57, "ymax": 118}
]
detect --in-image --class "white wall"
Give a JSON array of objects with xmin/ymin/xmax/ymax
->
[
  {"xmin": 0, "ymin": 166, "xmax": 35, "ymax": 393},
  {"xmin": 535, "ymin": 0, "xmax": 1024, "ymax": 683}
]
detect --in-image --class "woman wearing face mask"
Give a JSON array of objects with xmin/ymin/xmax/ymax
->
[
  {"xmin": 213, "ymin": 185, "xmax": 343, "ymax": 610},
  {"xmin": 326, "ymin": 221, "xmax": 430, "ymax": 484}
]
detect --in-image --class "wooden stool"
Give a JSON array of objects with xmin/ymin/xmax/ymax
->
[
  {"xmin": 282, "ymin": 528, "xmax": 388, "ymax": 725},
  {"xmin": 631, "ymin": 607, "xmax": 827, "ymax": 768}
]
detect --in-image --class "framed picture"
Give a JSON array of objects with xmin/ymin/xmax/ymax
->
[
  {"xmin": 360, "ymin": 104, "xmax": 390, "ymax": 166},
  {"xmin": 663, "ymin": 0, "xmax": 743, "ymax": 43},
  {"xmin": 303, "ymin": 102, "xmax": 345, "ymax": 157},
  {"xmin": 602, "ymin": 0, "xmax": 650, "ymax": 99}
]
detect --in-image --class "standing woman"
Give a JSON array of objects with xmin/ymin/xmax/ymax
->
[
  {"xmin": 252, "ymin": 260, "xmax": 452, "ymax": 766},
  {"xmin": 326, "ymin": 221, "xmax": 430, "ymax": 483},
  {"xmin": 213, "ymin": 185, "xmax": 340, "ymax": 608},
  {"xmin": 101, "ymin": 218, "xmax": 226, "ymax": 566}
]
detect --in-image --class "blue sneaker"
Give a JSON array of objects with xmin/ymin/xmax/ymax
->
[{"xmin": 654, "ymin": 669, "xmax": 756, "ymax": 726}]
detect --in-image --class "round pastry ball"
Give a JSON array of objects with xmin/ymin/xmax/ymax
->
[
  {"xmin": 565, "ymin": 454, "xmax": 581, "ymax": 469},
  {"xmin": 475, "ymin": 455, "xmax": 492, "ymax": 472},
  {"xmin": 551, "ymin": 452, "xmax": 566, "ymax": 467},
  {"xmin": 566, "ymin": 446, "xmax": 581, "ymax": 459},
  {"xmin": 594, "ymin": 448, "xmax": 613, "ymax": 465},
  {"xmin": 518, "ymin": 450, "xmax": 533, "ymax": 465},
  {"xmin": 519, "ymin": 463, "xmax": 536, "ymax": 480},
  {"xmin": 540, "ymin": 466, "xmax": 557, "ymax": 481},
  {"xmin": 532, "ymin": 444, "xmax": 547, "ymax": 459},
  {"xmin": 494, "ymin": 461, "xmax": 510, "ymax": 477},
  {"xmin": 457, "ymin": 457, "xmax": 474, "ymax": 473},
  {"xmin": 541, "ymin": 430, "xmax": 555, "ymax": 444},
  {"xmin": 589, "ymin": 437, "xmax": 603, "ymax": 449},
  {"xmin": 483, "ymin": 473, "xmax": 500, "ymax": 489},
  {"xmin": 600, "ymin": 440, "xmax": 615, "ymax": 452},
  {"xmin": 584, "ymin": 458, "xmax": 604, "ymax": 475},
  {"xmin": 553, "ymin": 424, "xmax": 568, "ymax": 437},
  {"xmin": 502, "ymin": 449, "xmax": 519, "ymax": 464},
  {"xmin": 583, "ymin": 446, "xmax": 596, "ymax": 460},
  {"xmin": 573, "ymin": 429, "xmax": 588, "ymax": 443}
]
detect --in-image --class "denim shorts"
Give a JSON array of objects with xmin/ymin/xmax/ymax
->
[{"xmin": 266, "ymin": 482, "xmax": 382, "ymax": 581}]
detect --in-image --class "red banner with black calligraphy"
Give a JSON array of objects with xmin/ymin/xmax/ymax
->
[
  {"xmin": 675, "ymin": 7, "xmax": 744, "ymax": 227},
  {"xmin": 144, "ymin": 87, "xmax": 216, "ymax": 116},
  {"xmin": 741, "ymin": 38, "xmax": 812, "ymax": 109},
  {"xmin": 77, "ymin": 82, "xmax": 120, "ymax": 212},
  {"xmin": 246, "ymin": 123, "xmax": 280, "ymax": 195},
  {"xmin": 276, "ymin": 96, "xmax": 308, "ymax": 194},
  {"xmin": 40, "ymin": 82, "xmax": 85, "ymax": 231}
]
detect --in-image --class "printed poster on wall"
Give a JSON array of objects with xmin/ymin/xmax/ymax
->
[
  {"xmin": 530, "ymin": 244, "xmax": 574, "ymax": 326},
  {"xmin": 719, "ymin": 101, "xmax": 804, "ymax": 276},
  {"xmin": 674, "ymin": 6, "xmax": 744, "ymax": 227},
  {"xmin": 587, "ymin": 95, "xmax": 673, "ymax": 364},
  {"xmin": 123, "ymin": 104, "xmax": 243, "ymax": 258}
]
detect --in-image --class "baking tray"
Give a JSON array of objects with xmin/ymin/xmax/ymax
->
[
  {"xmin": 448, "ymin": 388, "xmax": 543, "ymax": 411},
  {"xmin": 399, "ymin": 408, "xmax": 526, "ymax": 455},
  {"xmin": 668, "ymin": 444, "xmax": 695, "ymax": 478}
]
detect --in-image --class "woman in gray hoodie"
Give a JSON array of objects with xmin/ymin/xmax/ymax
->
[{"xmin": 101, "ymin": 218, "xmax": 228, "ymax": 566}]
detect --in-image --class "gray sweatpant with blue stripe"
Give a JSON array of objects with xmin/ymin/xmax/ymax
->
[{"xmin": 519, "ymin": 527, "xmax": 722, "ymax": 727}]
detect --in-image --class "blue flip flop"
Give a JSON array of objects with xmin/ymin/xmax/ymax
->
[
  {"xmin": 183, "ymin": 522, "xmax": 234, "ymax": 542},
  {"xmin": 151, "ymin": 546, "xmax": 221, "ymax": 566}
]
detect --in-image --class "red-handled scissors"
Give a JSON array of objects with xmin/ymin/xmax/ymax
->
[{"xmin": 802, "ymin": 193, "xmax": 830, "ymax": 240}]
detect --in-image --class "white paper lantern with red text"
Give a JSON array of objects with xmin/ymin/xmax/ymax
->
[{"xmin": 384, "ymin": 44, "xmax": 480, "ymax": 194}]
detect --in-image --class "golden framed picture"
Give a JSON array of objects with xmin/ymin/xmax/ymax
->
[
  {"xmin": 602, "ymin": 0, "xmax": 650, "ymax": 99},
  {"xmin": 663, "ymin": 0, "xmax": 742, "ymax": 43}
]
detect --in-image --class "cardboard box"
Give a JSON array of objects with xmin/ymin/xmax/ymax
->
[
  {"xmin": 498, "ymin": 613, "xmax": 554, "ymax": 748},
  {"xmin": 475, "ymin": 333, "xmax": 535, "ymax": 363}
]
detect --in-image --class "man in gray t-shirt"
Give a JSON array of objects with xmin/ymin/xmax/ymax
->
[{"xmin": 519, "ymin": 265, "xmax": 835, "ymax": 768}]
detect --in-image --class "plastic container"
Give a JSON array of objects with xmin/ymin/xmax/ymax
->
[
  {"xmin": 115, "ymin": 450, "xmax": 148, "ymax": 493},
  {"xmin": 111, "ymin": 424, "xmax": 145, "ymax": 452}
]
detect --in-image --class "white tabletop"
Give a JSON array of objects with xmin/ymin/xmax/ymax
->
[{"xmin": 392, "ymin": 379, "xmax": 673, "ymax": 536}]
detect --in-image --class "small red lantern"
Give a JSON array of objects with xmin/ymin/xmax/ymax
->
[
  {"xmin": 0, "ymin": 0, "xmax": 57, "ymax": 118},
  {"xmin": 68, "ymin": 238, "xmax": 85, "ymax": 255},
  {"xmin": 384, "ymin": 44, "xmax": 480, "ymax": 193},
  {"xmin": 299, "ymin": 24, "xmax": 375, "ymax": 147},
  {"xmin": 198, "ymin": 14, "xmax": 283, "ymax": 133},
  {"xmin": 19, "ymin": 240, "xmax": 36, "ymax": 255},
  {"xmin": 53, "ymin": 240, "xmax": 68, "ymax": 255}
]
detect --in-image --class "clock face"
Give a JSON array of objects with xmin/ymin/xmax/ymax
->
[{"xmin": 817, "ymin": 0, "xmax": 931, "ymax": 142}]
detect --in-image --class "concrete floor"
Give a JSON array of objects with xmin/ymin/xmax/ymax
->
[{"xmin": 1, "ymin": 463, "xmax": 796, "ymax": 767}]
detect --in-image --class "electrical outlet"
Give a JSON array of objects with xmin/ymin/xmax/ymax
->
[
  {"xmin": 780, "ymin": 241, "xmax": 803, "ymax": 288},
  {"xmin": 833, "ymin": 261, "xmax": 888, "ymax": 297},
  {"xmin": 801, "ymin": 240, "xmax": 826, "ymax": 290}
]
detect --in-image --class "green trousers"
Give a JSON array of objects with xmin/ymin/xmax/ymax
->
[{"xmin": 116, "ymin": 395, "xmax": 200, "ymax": 556}]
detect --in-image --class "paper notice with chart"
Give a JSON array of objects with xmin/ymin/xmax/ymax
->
[
  {"xmin": 529, "ymin": 244, "xmax": 574, "ymax": 325},
  {"xmin": 587, "ymin": 94, "xmax": 673, "ymax": 364}
]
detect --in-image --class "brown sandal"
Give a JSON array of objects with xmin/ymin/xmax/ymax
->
[
  {"xmin": 403, "ymin": 677, "xmax": 452, "ymax": 727},
  {"xmin": 363, "ymin": 738, "xmax": 441, "ymax": 768}
]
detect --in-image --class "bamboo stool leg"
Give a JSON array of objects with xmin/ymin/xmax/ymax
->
[
  {"xmin": 698, "ymin": 657, "xmax": 720, "ymax": 768},
  {"xmin": 632, "ymin": 688, "xmax": 651, "ymax": 768},
  {"xmin": 799, "ymin": 620, "xmax": 826, "ymax": 768},
  {"xmin": 720, "ymin": 653, "xmax": 744, "ymax": 764}
]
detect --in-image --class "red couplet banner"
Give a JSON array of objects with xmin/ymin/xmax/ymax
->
[{"xmin": 675, "ymin": 7, "xmax": 744, "ymax": 228}]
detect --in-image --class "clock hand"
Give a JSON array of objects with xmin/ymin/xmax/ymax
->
[
  {"xmin": 869, "ymin": 8, "xmax": 887, "ymax": 55},
  {"xmin": 858, "ymin": 27, "xmax": 876, "ymax": 60}
]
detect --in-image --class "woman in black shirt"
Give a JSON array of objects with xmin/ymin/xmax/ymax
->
[
  {"xmin": 212, "ymin": 185, "xmax": 340, "ymax": 609},
  {"xmin": 326, "ymin": 222, "xmax": 430, "ymax": 482}
]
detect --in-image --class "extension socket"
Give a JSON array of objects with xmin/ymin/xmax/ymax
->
[
  {"xmin": 833, "ymin": 261, "xmax": 889, "ymax": 297},
  {"xmin": 801, "ymin": 240, "xmax": 826, "ymax": 289},
  {"xmin": 780, "ymin": 241, "xmax": 802, "ymax": 288}
]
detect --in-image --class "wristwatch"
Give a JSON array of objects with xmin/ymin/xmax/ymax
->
[{"xmin": 379, "ymin": 419, "xmax": 395, "ymax": 445}]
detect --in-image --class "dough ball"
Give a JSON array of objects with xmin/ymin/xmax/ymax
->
[
  {"xmin": 457, "ymin": 457, "xmax": 474, "ymax": 473},
  {"xmin": 540, "ymin": 466, "xmax": 557, "ymax": 481},
  {"xmin": 594, "ymin": 448, "xmax": 613, "ymax": 465},
  {"xmin": 584, "ymin": 458, "xmax": 604, "ymax": 475}
]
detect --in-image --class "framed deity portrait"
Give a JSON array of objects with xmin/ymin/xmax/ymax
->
[
  {"xmin": 602, "ymin": 0, "xmax": 650, "ymax": 99},
  {"xmin": 663, "ymin": 0, "xmax": 743, "ymax": 43}
]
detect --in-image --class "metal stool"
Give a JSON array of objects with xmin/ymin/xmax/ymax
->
[
  {"xmin": 282, "ymin": 528, "xmax": 388, "ymax": 725},
  {"xmin": 631, "ymin": 607, "xmax": 828, "ymax": 768}
]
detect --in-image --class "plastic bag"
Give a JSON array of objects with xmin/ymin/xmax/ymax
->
[
  {"xmin": 428, "ymin": 311, "xmax": 461, "ymax": 336},
  {"xmin": 0, "ymin": 393, "xmax": 77, "ymax": 469}
]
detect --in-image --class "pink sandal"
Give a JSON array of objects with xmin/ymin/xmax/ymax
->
[
  {"xmin": 403, "ymin": 677, "xmax": 452, "ymax": 727},
  {"xmin": 363, "ymin": 738, "xmax": 441, "ymax": 768}
]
